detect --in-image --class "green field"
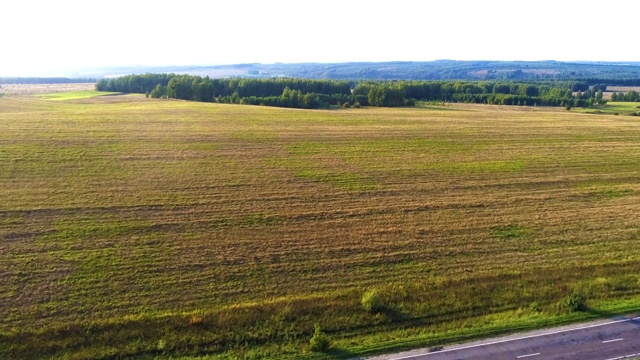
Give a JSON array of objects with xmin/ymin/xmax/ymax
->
[
  {"xmin": 1, "ymin": 93, "xmax": 640, "ymax": 359},
  {"xmin": 34, "ymin": 90, "xmax": 120, "ymax": 100},
  {"xmin": 572, "ymin": 101, "xmax": 640, "ymax": 116}
]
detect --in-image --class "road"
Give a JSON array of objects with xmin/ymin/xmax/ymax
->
[{"xmin": 369, "ymin": 315, "xmax": 640, "ymax": 360}]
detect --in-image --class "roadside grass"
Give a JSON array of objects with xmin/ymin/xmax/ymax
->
[{"xmin": 1, "ymin": 96, "xmax": 640, "ymax": 359}]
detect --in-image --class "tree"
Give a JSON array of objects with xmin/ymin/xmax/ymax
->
[
  {"xmin": 368, "ymin": 84, "xmax": 405, "ymax": 107},
  {"xmin": 149, "ymin": 84, "xmax": 166, "ymax": 99}
]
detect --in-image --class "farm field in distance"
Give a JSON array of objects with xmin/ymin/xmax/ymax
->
[{"xmin": 1, "ymin": 89, "xmax": 640, "ymax": 359}]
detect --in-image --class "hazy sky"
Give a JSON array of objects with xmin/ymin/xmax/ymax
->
[{"xmin": 2, "ymin": 0, "xmax": 638, "ymax": 76}]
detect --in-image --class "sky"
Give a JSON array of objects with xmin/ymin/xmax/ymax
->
[{"xmin": 2, "ymin": 0, "xmax": 638, "ymax": 76}]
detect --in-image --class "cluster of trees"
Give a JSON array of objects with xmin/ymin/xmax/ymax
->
[
  {"xmin": 210, "ymin": 87, "xmax": 365, "ymax": 109},
  {"xmin": 96, "ymin": 74, "xmax": 611, "ymax": 109},
  {"xmin": 611, "ymin": 90, "xmax": 640, "ymax": 102}
]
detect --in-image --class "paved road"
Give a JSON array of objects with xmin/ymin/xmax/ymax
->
[{"xmin": 370, "ymin": 315, "xmax": 640, "ymax": 360}]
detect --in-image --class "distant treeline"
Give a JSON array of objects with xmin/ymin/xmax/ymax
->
[
  {"xmin": 577, "ymin": 78, "xmax": 640, "ymax": 87},
  {"xmin": 354, "ymin": 81, "xmax": 605, "ymax": 107},
  {"xmin": 0, "ymin": 77, "xmax": 96, "ymax": 84},
  {"xmin": 611, "ymin": 90, "xmax": 640, "ymax": 102},
  {"xmin": 96, "ymin": 74, "xmax": 610, "ymax": 109},
  {"xmin": 96, "ymin": 74, "xmax": 359, "ymax": 109}
]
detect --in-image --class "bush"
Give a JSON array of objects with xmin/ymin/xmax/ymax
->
[
  {"xmin": 361, "ymin": 290, "xmax": 383, "ymax": 313},
  {"xmin": 563, "ymin": 292, "xmax": 586, "ymax": 312},
  {"xmin": 309, "ymin": 324, "xmax": 331, "ymax": 352}
]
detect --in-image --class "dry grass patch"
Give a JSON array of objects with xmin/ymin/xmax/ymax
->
[{"xmin": 0, "ymin": 83, "xmax": 94, "ymax": 95}]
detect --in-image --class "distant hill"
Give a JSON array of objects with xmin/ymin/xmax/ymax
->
[{"xmin": 83, "ymin": 61, "xmax": 640, "ymax": 83}]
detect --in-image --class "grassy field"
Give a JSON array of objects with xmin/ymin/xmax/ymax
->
[
  {"xmin": 1, "ymin": 92, "xmax": 640, "ymax": 359},
  {"xmin": 33, "ymin": 90, "xmax": 120, "ymax": 100},
  {"xmin": 0, "ymin": 82, "xmax": 94, "ymax": 95},
  {"xmin": 572, "ymin": 101, "xmax": 640, "ymax": 116}
]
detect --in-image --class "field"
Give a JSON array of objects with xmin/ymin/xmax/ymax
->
[
  {"xmin": 1, "ymin": 91, "xmax": 640, "ymax": 359},
  {"xmin": 572, "ymin": 101, "xmax": 640, "ymax": 116},
  {"xmin": 0, "ymin": 82, "xmax": 94, "ymax": 95}
]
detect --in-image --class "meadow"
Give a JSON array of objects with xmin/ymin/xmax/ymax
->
[
  {"xmin": 1, "ymin": 92, "xmax": 639, "ymax": 359},
  {"xmin": 572, "ymin": 101, "xmax": 640, "ymax": 116}
]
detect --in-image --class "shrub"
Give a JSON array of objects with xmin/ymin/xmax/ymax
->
[
  {"xmin": 563, "ymin": 292, "xmax": 586, "ymax": 312},
  {"xmin": 361, "ymin": 289, "xmax": 383, "ymax": 313},
  {"xmin": 353, "ymin": 101, "xmax": 361, "ymax": 108},
  {"xmin": 309, "ymin": 324, "xmax": 331, "ymax": 352}
]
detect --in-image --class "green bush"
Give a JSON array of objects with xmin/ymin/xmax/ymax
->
[
  {"xmin": 361, "ymin": 290, "xmax": 383, "ymax": 313},
  {"xmin": 309, "ymin": 324, "xmax": 331, "ymax": 352},
  {"xmin": 563, "ymin": 292, "xmax": 586, "ymax": 312}
]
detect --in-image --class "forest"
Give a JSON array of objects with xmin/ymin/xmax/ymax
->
[{"xmin": 96, "ymin": 74, "xmax": 614, "ymax": 109}]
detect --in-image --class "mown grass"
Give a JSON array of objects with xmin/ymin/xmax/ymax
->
[{"xmin": 1, "ymin": 96, "xmax": 640, "ymax": 359}]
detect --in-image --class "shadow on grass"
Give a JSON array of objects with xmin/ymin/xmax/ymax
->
[
  {"xmin": 382, "ymin": 307, "xmax": 408, "ymax": 322},
  {"xmin": 584, "ymin": 307, "xmax": 640, "ymax": 326},
  {"xmin": 324, "ymin": 347, "xmax": 359, "ymax": 359}
]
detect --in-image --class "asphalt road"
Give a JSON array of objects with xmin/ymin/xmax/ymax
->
[{"xmin": 371, "ymin": 315, "xmax": 640, "ymax": 360}]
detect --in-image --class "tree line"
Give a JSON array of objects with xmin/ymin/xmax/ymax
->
[
  {"xmin": 611, "ymin": 90, "xmax": 640, "ymax": 102},
  {"xmin": 96, "ymin": 74, "xmax": 358, "ymax": 109},
  {"xmin": 96, "ymin": 74, "xmax": 610, "ymax": 109}
]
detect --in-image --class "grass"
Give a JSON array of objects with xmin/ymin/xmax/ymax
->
[
  {"xmin": 1, "ymin": 96, "xmax": 640, "ymax": 359},
  {"xmin": 34, "ymin": 90, "xmax": 119, "ymax": 100},
  {"xmin": 492, "ymin": 224, "xmax": 527, "ymax": 240},
  {"xmin": 572, "ymin": 101, "xmax": 640, "ymax": 116}
]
